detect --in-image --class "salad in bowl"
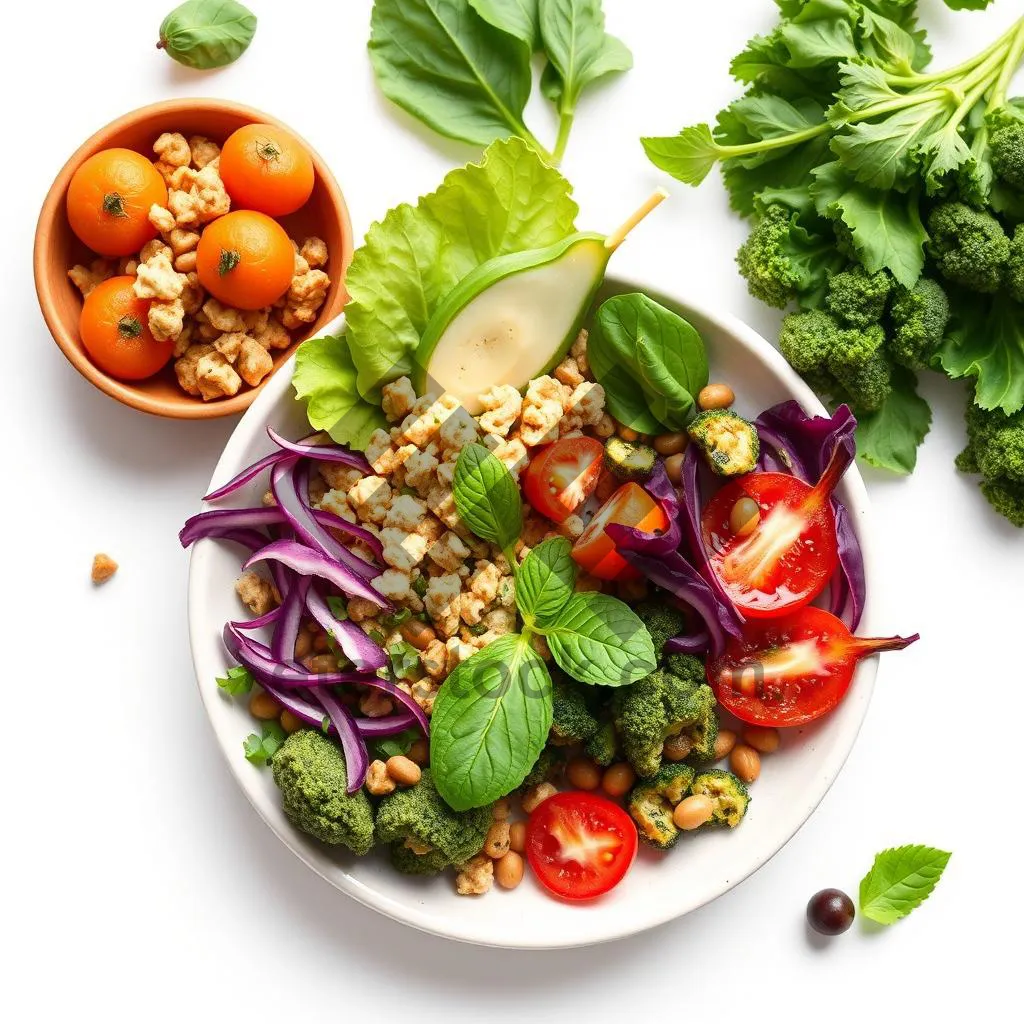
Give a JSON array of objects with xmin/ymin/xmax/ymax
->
[{"xmin": 183, "ymin": 139, "xmax": 916, "ymax": 939}]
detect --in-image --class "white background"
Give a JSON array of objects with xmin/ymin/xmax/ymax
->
[{"xmin": 5, "ymin": 0, "xmax": 1022, "ymax": 1019}]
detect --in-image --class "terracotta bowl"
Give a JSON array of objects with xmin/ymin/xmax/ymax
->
[{"xmin": 34, "ymin": 98, "xmax": 353, "ymax": 419}]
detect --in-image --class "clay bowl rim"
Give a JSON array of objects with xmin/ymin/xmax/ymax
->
[{"xmin": 33, "ymin": 97, "xmax": 353, "ymax": 421}]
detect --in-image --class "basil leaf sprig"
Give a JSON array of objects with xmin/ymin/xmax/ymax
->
[
  {"xmin": 430, "ymin": 445, "xmax": 657, "ymax": 808},
  {"xmin": 859, "ymin": 845, "xmax": 952, "ymax": 925},
  {"xmin": 368, "ymin": 0, "xmax": 631, "ymax": 165}
]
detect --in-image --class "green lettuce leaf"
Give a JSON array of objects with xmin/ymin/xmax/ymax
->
[
  {"xmin": 855, "ymin": 366, "xmax": 932, "ymax": 474},
  {"xmin": 343, "ymin": 137, "xmax": 578, "ymax": 400}
]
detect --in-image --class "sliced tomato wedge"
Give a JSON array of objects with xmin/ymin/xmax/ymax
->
[
  {"xmin": 522, "ymin": 436, "xmax": 605, "ymax": 524},
  {"xmin": 707, "ymin": 606, "xmax": 919, "ymax": 727},
  {"xmin": 701, "ymin": 445, "xmax": 849, "ymax": 618},
  {"xmin": 526, "ymin": 792, "xmax": 638, "ymax": 900},
  {"xmin": 572, "ymin": 482, "xmax": 668, "ymax": 581}
]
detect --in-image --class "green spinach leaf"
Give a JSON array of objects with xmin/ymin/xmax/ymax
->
[
  {"xmin": 589, "ymin": 293, "xmax": 708, "ymax": 433},
  {"xmin": 469, "ymin": 0, "xmax": 539, "ymax": 48},
  {"xmin": 545, "ymin": 592, "xmax": 656, "ymax": 686},
  {"xmin": 516, "ymin": 537, "xmax": 577, "ymax": 627},
  {"xmin": 453, "ymin": 443, "xmax": 523, "ymax": 552},
  {"xmin": 158, "ymin": 0, "xmax": 256, "ymax": 70},
  {"xmin": 430, "ymin": 634, "xmax": 553, "ymax": 809},
  {"xmin": 368, "ymin": 0, "xmax": 539, "ymax": 151}
]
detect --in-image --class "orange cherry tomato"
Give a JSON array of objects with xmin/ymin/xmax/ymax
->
[
  {"xmin": 572, "ymin": 482, "xmax": 669, "ymax": 581},
  {"xmin": 79, "ymin": 276, "xmax": 172, "ymax": 380},
  {"xmin": 66, "ymin": 149, "xmax": 168, "ymax": 257},
  {"xmin": 522, "ymin": 436, "xmax": 605, "ymax": 524},
  {"xmin": 196, "ymin": 210, "xmax": 295, "ymax": 310},
  {"xmin": 219, "ymin": 123, "xmax": 315, "ymax": 217}
]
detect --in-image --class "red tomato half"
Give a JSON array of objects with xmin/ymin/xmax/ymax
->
[
  {"xmin": 526, "ymin": 792, "xmax": 638, "ymax": 900},
  {"xmin": 572, "ymin": 482, "xmax": 669, "ymax": 581},
  {"xmin": 523, "ymin": 436, "xmax": 605, "ymax": 523},
  {"xmin": 701, "ymin": 472, "xmax": 838, "ymax": 618}
]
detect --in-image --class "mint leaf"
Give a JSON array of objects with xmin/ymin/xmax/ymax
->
[
  {"xmin": 372, "ymin": 727, "xmax": 422, "ymax": 761},
  {"xmin": 388, "ymin": 639, "xmax": 421, "ymax": 681},
  {"xmin": 243, "ymin": 723, "xmax": 287, "ymax": 767},
  {"xmin": 430, "ymin": 634, "xmax": 553, "ymax": 810},
  {"xmin": 856, "ymin": 367, "xmax": 932, "ymax": 475},
  {"xmin": 516, "ymin": 537, "xmax": 577, "ymax": 627},
  {"xmin": 453, "ymin": 443, "xmax": 523, "ymax": 551},
  {"xmin": 546, "ymin": 592, "xmax": 656, "ymax": 686},
  {"xmin": 859, "ymin": 845, "xmax": 952, "ymax": 924},
  {"xmin": 216, "ymin": 665, "xmax": 254, "ymax": 696}
]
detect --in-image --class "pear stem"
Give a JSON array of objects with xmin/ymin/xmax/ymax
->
[{"xmin": 605, "ymin": 188, "xmax": 669, "ymax": 250}]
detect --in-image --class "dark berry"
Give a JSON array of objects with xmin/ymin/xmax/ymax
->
[{"xmin": 807, "ymin": 888, "xmax": 855, "ymax": 935}]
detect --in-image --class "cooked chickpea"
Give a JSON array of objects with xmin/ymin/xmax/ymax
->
[
  {"xmin": 495, "ymin": 850, "xmax": 525, "ymax": 889},
  {"xmin": 663, "ymin": 733, "xmax": 693, "ymax": 761},
  {"xmin": 653, "ymin": 432, "xmax": 688, "ymax": 456},
  {"xmin": 385, "ymin": 755, "xmax": 421, "ymax": 786},
  {"xmin": 401, "ymin": 618, "xmax": 437, "ymax": 651},
  {"xmin": 729, "ymin": 496, "xmax": 761, "ymax": 537},
  {"xmin": 280, "ymin": 709, "xmax": 303, "ymax": 734},
  {"xmin": 509, "ymin": 821, "xmax": 527, "ymax": 853},
  {"xmin": 618, "ymin": 425, "xmax": 641, "ymax": 442},
  {"xmin": 672, "ymin": 795, "xmax": 714, "ymax": 831},
  {"xmin": 312, "ymin": 631, "xmax": 331, "ymax": 654},
  {"xmin": 492, "ymin": 797, "xmax": 512, "ymax": 820},
  {"xmin": 565, "ymin": 757, "xmax": 601, "ymax": 791},
  {"xmin": 306, "ymin": 654, "xmax": 338, "ymax": 674},
  {"xmin": 293, "ymin": 631, "xmax": 312, "ymax": 660},
  {"xmin": 664, "ymin": 452, "xmax": 685, "ymax": 484},
  {"xmin": 714, "ymin": 728, "xmax": 737, "ymax": 761},
  {"xmin": 483, "ymin": 820, "xmax": 512, "ymax": 858},
  {"xmin": 407, "ymin": 738, "xmax": 430, "ymax": 765},
  {"xmin": 601, "ymin": 762, "xmax": 636, "ymax": 798},
  {"xmin": 248, "ymin": 691, "xmax": 279, "ymax": 721},
  {"xmin": 698, "ymin": 383, "xmax": 735, "ymax": 410},
  {"xmin": 730, "ymin": 744, "xmax": 761, "ymax": 783},
  {"xmin": 522, "ymin": 782, "xmax": 557, "ymax": 813},
  {"xmin": 742, "ymin": 725, "xmax": 780, "ymax": 754}
]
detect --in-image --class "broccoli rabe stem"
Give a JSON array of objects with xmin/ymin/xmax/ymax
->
[{"xmin": 987, "ymin": 21, "xmax": 1024, "ymax": 114}]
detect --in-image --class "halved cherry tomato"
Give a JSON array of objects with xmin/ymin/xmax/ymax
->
[
  {"xmin": 522, "ymin": 436, "xmax": 604, "ymax": 524},
  {"xmin": 572, "ymin": 482, "xmax": 668, "ymax": 581},
  {"xmin": 701, "ymin": 446, "xmax": 849, "ymax": 618},
  {"xmin": 707, "ymin": 606, "xmax": 918, "ymax": 727},
  {"xmin": 526, "ymin": 791, "xmax": 638, "ymax": 901}
]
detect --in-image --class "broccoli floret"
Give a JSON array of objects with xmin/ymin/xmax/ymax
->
[
  {"xmin": 687, "ymin": 409, "xmax": 760, "ymax": 477},
  {"xmin": 779, "ymin": 309, "xmax": 842, "ymax": 378},
  {"xmin": 374, "ymin": 768, "xmax": 492, "ymax": 865},
  {"xmin": 824, "ymin": 323, "xmax": 892, "ymax": 413},
  {"xmin": 991, "ymin": 119, "xmax": 1024, "ymax": 191},
  {"xmin": 1008, "ymin": 225, "xmax": 1024, "ymax": 304},
  {"xmin": 550, "ymin": 677, "xmax": 600, "ymax": 745},
  {"xmin": 389, "ymin": 842, "xmax": 451, "ymax": 876},
  {"xmin": 585, "ymin": 722, "xmax": 618, "ymax": 767},
  {"xmin": 604, "ymin": 436, "xmax": 658, "ymax": 482},
  {"xmin": 889, "ymin": 278, "xmax": 951, "ymax": 369},
  {"xmin": 613, "ymin": 669, "xmax": 711, "ymax": 778},
  {"xmin": 825, "ymin": 266, "xmax": 893, "ymax": 328},
  {"xmin": 271, "ymin": 730, "xmax": 376, "ymax": 854},
  {"xmin": 627, "ymin": 763, "xmax": 696, "ymax": 850},
  {"xmin": 735, "ymin": 205, "xmax": 805, "ymax": 309},
  {"xmin": 956, "ymin": 399, "xmax": 1024, "ymax": 527},
  {"xmin": 831, "ymin": 218, "xmax": 859, "ymax": 262},
  {"xmin": 636, "ymin": 600, "xmax": 687, "ymax": 655},
  {"xmin": 926, "ymin": 202, "xmax": 1010, "ymax": 294},
  {"xmin": 689, "ymin": 770, "xmax": 751, "ymax": 828}
]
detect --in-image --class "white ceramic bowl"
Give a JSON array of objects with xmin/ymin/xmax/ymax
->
[{"xmin": 186, "ymin": 279, "xmax": 879, "ymax": 948}]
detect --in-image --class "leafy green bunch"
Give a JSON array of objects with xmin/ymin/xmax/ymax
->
[
  {"xmin": 368, "ymin": 0, "xmax": 632, "ymax": 165},
  {"xmin": 428, "ymin": 443, "xmax": 657, "ymax": 811},
  {"xmin": 642, "ymin": 0, "xmax": 1024, "ymax": 523}
]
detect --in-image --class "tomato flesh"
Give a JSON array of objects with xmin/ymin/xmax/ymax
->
[
  {"xmin": 701, "ymin": 472, "xmax": 838, "ymax": 618},
  {"xmin": 526, "ymin": 792, "xmax": 638, "ymax": 900},
  {"xmin": 707, "ymin": 606, "xmax": 917, "ymax": 727},
  {"xmin": 572, "ymin": 482, "xmax": 669, "ymax": 581},
  {"xmin": 523, "ymin": 437, "xmax": 605, "ymax": 524}
]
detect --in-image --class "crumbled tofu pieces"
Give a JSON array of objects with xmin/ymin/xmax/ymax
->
[
  {"xmin": 134, "ymin": 251, "xmax": 185, "ymax": 301},
  {"xmin": 521, "ymin": 376, "xmax": 568, "ymax": 447},
  {"xmin": 280, "ymin": 267, "xmax": 330, "ymax": 329},
  {"xmin": 382, "ymin": 377, "xmax": 417, "ymax": 422},
  {"xmin": 91, "ymin": 553, "xmax": 118, "ymax": 584},
  {"xmin": 425, "ymin": 574, "xmax": 462, "ymax": 637},
  {"xmin": 299, "ymin": 236, "xmax": 329, "ymax": 269},
  {"xmin": 148, "ymin": 204, "xmax": 177, "ymax": 235},
  {"xmin": 149, "ymin": 298, "xmax": 185, "ymax": 342},
  {"xmin": 235, "ymin": 571, "xmax": 279, "ymax": 615},
  {"xmin": 188, "ymin": 135, "xmax": 221, "ymax": 169},
  {"xmin": 68, "ymin": 258, "xmax": 113, "ymax": 298},
  {"xmin": 196, "ymin": 352, "xmax": 242, "ymax": 400},
  {"xmin": 428, "ymin": 532, "xmax": 471, "ymax": 573},
  {"xmin": 477, "ymin": 384, "xmax": 523, "ymax": 437},
  {"xmin": 202, "ymin": 297, "xmax": 246, "ymax": 334},
  {"xmin": 456, "ymin": 855, "xmax": 493, "ymax": 896},
  {"xmin": 381, "ymin": 528, "xmax": 428, "ymax": 572},
  {"xmin": 237, "ymin": 336, "xmax": 274, "ymax": 387},
  {"xmin": 348, "ymin": 476, "xmax": 392, "ymax": 524},
  {"xmin": 154, "ymin": 132, "xmax": 191, "ymax": 167}
]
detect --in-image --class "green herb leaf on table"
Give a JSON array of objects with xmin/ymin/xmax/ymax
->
[
  {"xmin": 453, "ymin": 443, "xmax": 523, "ymax": 553},
  {"xmin": 243, "ymin": 722, "xmax": 287, "ymax": 767},
  {"xmin": 545, "ymin": 592, "xmax": 656, "ymax": 687},
  {"xmin": 292, "ymin": 333, "xmax": 389, "ymax": 451},
  {"xmin": 372, "ymin": 727, "xmax": 422, "ymax": 761},
  {"xmin": 341, "ymin": 138, "xmax": 578, "ymax": 402},
  {"xmin": 589, "ymin": 293, "xmax": 708, "ymax": 433},
  {"xmin": 430, "ymin": 634, "xmax": 553, "ymax": 810},
  {"xmin": 855, "ymin": 367, "xmax": 932, "ymax": 475},
  {"xmin": 216, "ymin": 665, "xmax": 254, "ymax": 696},
  {"xmin": 388, "ymin": 640, "xmax": 421, "ymax": 682},
  {"xmin": 368, "ymin": 0, "xmax": 538, "ymax": 152},
  {"xmin": 158, "ymin": 0, "xmax": 257, "ymax": 70},
  {"xmin": 469, "ymin": 0, "xmax": 540, "ymax": 49},
  {"xmin": 516, "ymin": 537, "xmax": 578, "ymax": 627},
  {"xmin": 942, "ymin": 0, "xmax": 995, "ymax": 10},
  {"xmin": 859, "ymin": 845, "xmax": 952, "ymax": 924}
]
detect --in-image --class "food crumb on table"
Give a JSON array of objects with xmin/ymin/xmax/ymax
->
[{"xmin": 91, "ymin": 553, "xmax": 118, "ymax": 584}]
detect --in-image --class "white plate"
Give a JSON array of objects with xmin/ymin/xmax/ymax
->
[{"xmin": 186, "ymin": 279, "xmax": 879, "ymax": 948}]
